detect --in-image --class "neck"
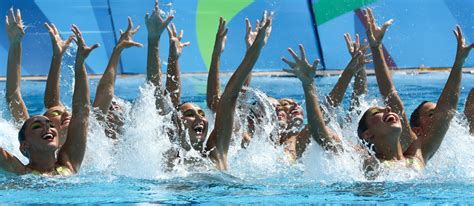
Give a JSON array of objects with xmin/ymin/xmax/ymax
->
[
  {"xmin": 376, "ymin": 140, "xmax": 404, "ymax": 161},
  {"xmin": 27, "ymin": 150, "xmax": 57, "ymax": 173}
]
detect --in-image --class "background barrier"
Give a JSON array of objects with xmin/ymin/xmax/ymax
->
[{"xmin": 0, "ymin": 0, "xmax": 472, "ymax": 76}]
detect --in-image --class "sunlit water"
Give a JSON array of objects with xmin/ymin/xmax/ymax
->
[{"xmin": 0, "ymin": 71, "xmax": 472, "ymax": 204}]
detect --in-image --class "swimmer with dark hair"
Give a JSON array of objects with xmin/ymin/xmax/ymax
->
[
  {"xmin": 408, "ymin": 25, "xmax": 473, "ymax": 147},
  {"xmin": 1, "ymin": 20, "xmax": 97, "ymax": 175},
  {"xmin": 92, "ymin": 17, "xmax": 142, "ymax": 139},
  {"xmin": 242, "ymin": 33, "xmax": 369, "ymax": 161},
  {"xmin": 357, "ymin": 9, "xmax": 472, "ymax": 178},
  {"xmin": 149, "ymin": 7, "xmax": 273, "ymax": 170},
  {"xmin": 6, "ymin": 7, "xmax": 75, "ymax": 139}
]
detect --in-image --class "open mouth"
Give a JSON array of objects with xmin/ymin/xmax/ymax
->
[
  {"xmin": 383, "ymin": 114, "xmax": 398, "ymax": 123},
  {"xmin": 193, "ymin": 125, "xmax": 204, "ymax": 135},
  {"xmin": 42, "ymin": 133, "xmax": 54, "ymax": 141}
]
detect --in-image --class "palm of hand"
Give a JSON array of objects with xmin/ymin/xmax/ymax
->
[
  {"xmin": 170, "ymin": 37, "xmax": 184, "ymax": 57},
  {"xmin": 146, "ymin": 12, "xmax": 167, "ymax": 35},
  {"xmin": 293, "ymin": 61, "xmax": 316, "ymax": 85},
  {"xmin": 6, "ymin": 21, "xmax": 24, "ymax": 44}
]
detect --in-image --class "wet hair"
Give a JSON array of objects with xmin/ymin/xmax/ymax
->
[
  {"xmin": 410, "ymin": 101, "xmax": 430, "ymax": 128},
  {"xmin": 18, "ymin": 120, "xmax": 29, "ymax": 157},
  {"xmin": 18, "ymin": 119, "xmax": 30, "ymax": 142},
  {"xmin": 357, "ymin": 109, "xmax": 371, "ymax": 139}
]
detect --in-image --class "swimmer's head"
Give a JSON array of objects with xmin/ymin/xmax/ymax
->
[
  {"xmin": 43, "ymin": 105, "xmax": 70, "ymax": 146},
  {"xmin": 410, "ymin": 101, "xmax": 436, "ymax": 136},
  {"xmin": 18, "ymin": 115, "xmax": 60, "ymax": 159},
  {"xmin": 105, "ymin": 100, "xmax": 125, "ymax": 139},
  {"xmin": 273, "ymin": 98, "xmax": 304, "ymax": 130},
  {"xmin": 179, "ymin": 102, "xmax": 208, "ymax": 150},
  {"xmin": 357, "ymin": 106, "xmax": 402, "ymax": 152}
]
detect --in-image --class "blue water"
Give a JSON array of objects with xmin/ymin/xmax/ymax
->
[{"xmin": 0, "ymin": 72, "xmax": 473, "ymax": 204}]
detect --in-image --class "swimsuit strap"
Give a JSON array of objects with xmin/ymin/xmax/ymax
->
[{"xmin": 30, "ymin": 166, "xmax": 73, "ymax": 176}]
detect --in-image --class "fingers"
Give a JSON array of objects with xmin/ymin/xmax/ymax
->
[
  {"xmin": 178, "ymin": 29, "xmax": 183, "ymax": 40},
  {"xmin": 355, "ymin": 34, "xmax": 360, "ymax": 49},
  {"xmin": 299, "ymin": 44, "xmax": 307, "ymax": 62},
  {"xmin": 281, "ymin": 57, "xmax": 296, "ymax": 68},
  {"xmin": 255, "ymin": 19, "xmax": 260, "ymax": 32},
  {"xmin": 65, "ymin": 34, "xmax": 75, "ymax": 45},
  {"xmin": 52, "ymin": 24, "xmax": 59, "ymax": 35},
  {"xmin": 44, "ymin": 23, "xmax": 54, "ymax": 35},
  {"xmin": 171, "ymin": 23, "xmax": 177, "ymax": 36},
  {"xmin": 288, "ymin": 48, "xmax": 300, "ymax": 62},
  {"xmin": 312, "ymin": 59, "xmax": 320, "ymax": 70},
  {"xmin": 166, "ymin": 25, "xmax": 172, "ymax": 37},
  {"xmin": 381, "ymin": 19, "xmax": 393, "ymax": 34},
  {"xmin": 261, "ymin": 10, "xmax": 267, "ymax": 25},
  {"xmin": 90, "ymin": 43, "xmax": 100, "ymax": 51},
  {"xmin": 16, "ymin": 9, "xmax": 22, "ymax": 24},
  {"xmin": 182, "ymin": 41, "xmax": 190, "ymax": 47},
  {"xmin": 130, "ymin": 41, "xmax": 143, "ymax": 47},
  {"xmin": 164, "ymin": 15, "xmax": 174, "ymax": 27},
  {"xmin": 245, "ymin": 18, "xmax": 251, "ymax": 35},
  {"xmin": 9, "ymin": 8, "xmax": 16, "ymax": 23},
  {"xmin": 154, "ymin": 0, "xmax": 159, "ymax": 12},
  {"xmin": 344, "ymin": 33, "xmax": 353, "ymax": 52},
  {"xmin": 222, "ymin": 28, "xmax": 228, "ymax": 37},
  {"xmin": 127, "ymin": 16, "xmax": 133, "ymax": 32},
  {"xmin": 5, "ymin": 15, "xmax": 9, "ymax": 27},
  {"xmin": 131, "ymin": 25, "xmax": 140, "ymax": 35}
]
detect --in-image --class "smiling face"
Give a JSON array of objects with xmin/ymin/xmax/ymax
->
[
  {"xmin": 19, "ymin": 115, "xmax": 60, "ymax": 158},
  {"xmin": 358, "ymin": 106, "xmax": 402, "ymax": 151},
  {"xmin": 410, "ymin": 101, "xmax": 436, "ymax": 135},
  {"xmin": 273, "ymin": 98, "xmax": 304, "ymax": 130},
  {"xmin": 179, "ymin": 103, "xmax": 208, "ymax": 150},
  {"xmin": 44, "ymin": 106, "xmax": 70, "ymax": 146}
]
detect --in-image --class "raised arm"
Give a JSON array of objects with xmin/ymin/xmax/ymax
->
[
  {"xmin": 326, "ymin": 33, "xmax": 370, "ymax": 107},
  {"xmin": 363, "ymin": 8, "xmax": 416, "ymax": 149},
  {"xmin": 416, "ymin": 26, "xmax": 473, "ymax": 161},
  {"xmin": 58, "ymin": 25, "xmax": 98, "ymax": 173},
  {"xmin": 165, "ymin": 24, "xmax": 190, "ymax": 108},
  {"xmin": 348, "ymin": 34, "xmax": 369, "ymax": 108},
  {"xmin": 207, "ymin": 11, "xmax": 273, "ymax": 170},
  {"xmin": 466, "ymin": 88, "xmax": 474, "ymax": 135},
  {"xmin": 43, "ymin": 23, "xmax": 74, "ymax": 108},
  {"xmin": 242, "ymin": 15, "xmax": 265, "ymax": 87},
  {"xmin": 5, "ymin": 8, "xmax": 28, "ymax": 123},
  {"xmin": 206, "ymin": 17, "xmax": 228, "ymax": 113},
  {"xmin": 145, "ymin": 1, "xmax": 173, "ymax": 114},
  {"xmin": 93, "ymin": 17, "xmax": 142, "ymax": 114},
  {"xmin": 282, "ymin": 45, "xmax": 340, "ymax": 152}
]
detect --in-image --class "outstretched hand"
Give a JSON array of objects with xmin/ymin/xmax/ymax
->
[
  {"xmin": 5, "ymin": 8, "xmax": 25, "ymax": 44},
  {"xmin": 167, "ymin": 23, "xmax": 190, "ymax": 57},
  {"xmin": 282, "ymin": 44, "xmax": 319, "ymax": 85},
  {"xmin": 145, "ymin": 0, "xmax": 173, "ymax": 39},
  {"xmin": 71, "ymin": 24, "xmax": 99, "ymax": 60},
  {"xmin": 453, "ymin": 25, "xmax": 474, "ymax": 61},
  {"xmin": 214, "ymin": 17, "xmax": 228, "ymax": 54},
  {"xmin": 363, "ymin": 8, "xmax": 393, "ymax": 47},
  {"xmin": 116, "ymin": 17, "xmax": 142, "ymax": 50},
  {"xmin": 245, "ymin": 10, "xmax": 273, "ymax": 49},
  {"xmin": 344, "ymin": 33, "xmax": 372, "ymax": 69},
  {"xmin": 45, "ymin": 23, "xmax": 75, "ymax": 55}
]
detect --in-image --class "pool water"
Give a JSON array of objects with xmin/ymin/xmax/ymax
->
[{"xmin": 0, "ymin": 72, "xmax": 472, "ymax": 204}]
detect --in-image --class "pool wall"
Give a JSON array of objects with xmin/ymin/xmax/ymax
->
[{"xmin": 0, "ymin": 0, "xmax": 472, "ymax": 76}]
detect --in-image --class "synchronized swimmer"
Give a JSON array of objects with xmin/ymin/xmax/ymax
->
[{"xmin": 0, "ymin": 2, "xmax": 473, "ymax": 178}]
